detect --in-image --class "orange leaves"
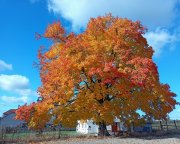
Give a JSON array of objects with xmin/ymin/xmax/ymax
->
[
  {"xmin": 15, "ymin": 103, "xmax": 35, "ymax": 122},
  {"xmin": 16, "ymin": 101, "xmax": 53, "ymax": 129},
  {"xmin": 126, "ymin": 57, "xmax": 159, "ymax": 86},
  {"xmin": 44, "ymin": 43, "xmax": 61, "ymax": 60},
  {"xmin": 16, "ymin": 14, "xmax": 177, "ymax": 129},
  {"xmin": 44, "ymin": 21, "xmax": 65, "ymax": 41}
]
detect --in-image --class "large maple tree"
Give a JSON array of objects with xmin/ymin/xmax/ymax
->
[{"xmin": 16, "ymin": 15, "xmax": 176, "ymax": 131}]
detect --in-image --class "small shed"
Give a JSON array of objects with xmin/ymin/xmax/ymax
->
[{"xmin": 76, "ymin": 120, "xmax": 99, "ymax": 134}]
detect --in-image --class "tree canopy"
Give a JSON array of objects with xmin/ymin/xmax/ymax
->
[{"xmin": 16, "ymin": 15, "xmax": 176, "ymax": 129}]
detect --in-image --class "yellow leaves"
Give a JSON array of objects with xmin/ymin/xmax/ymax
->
[
  {"xmin": 44, "ymin": 43, "xmax": 62, "ymax": 59},
  {"xmin": 53, "ymin": 119, "xmax": 60, "ymax": 126},
  {"xmin": 79, "ymin": 119, "xmax": 87, "ymax": 124},
  {"xmin": 27, "ymin": 104, "xmax": 51, "ymax": 129},
  {"xmin": 16, "ymin": 14, "xmax": 176, "ymax": 130},
  {"xmin": 133, "ymin": 118, "xmax": 146, "ymax": 126},
  {"xmin": 44, "ymin": 22, "xmax": 65, "ymax": 41}
]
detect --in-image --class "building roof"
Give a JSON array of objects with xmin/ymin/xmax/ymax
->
[{"xmin": 3, "ymin": 109, "xmax": 16, "ymax": 116}]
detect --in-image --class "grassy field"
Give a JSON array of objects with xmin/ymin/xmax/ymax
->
[
  {"xmin": 0, "ymin": 130, "xmax": 81, "ymax": 143},
  {"xmin": 4, "ymin": 130, "xmax": 78, "ymax": 138},
  {"xmin": 1, "ymin": 120, "xmax": 180, "ymax": 143},
  {"xmin": 38, "ymin": 129, "xmax": 180, "ymax": 144}
]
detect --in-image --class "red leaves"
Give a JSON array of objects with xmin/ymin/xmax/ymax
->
[
  {"xmin": 15, "ymin": 103, "xmax": 35, "ymax": 122},
  {"xmin": 126, "ymin": 57, "xmax": 159, "ymax": 86},
  {"xmin": 16, "ymin": 14, "xmax": 177, "ymax": 129}
]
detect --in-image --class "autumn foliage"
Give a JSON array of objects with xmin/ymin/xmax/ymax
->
[{"xmin": 16, "ymin": 15, "xmax": 176, "ymax": 129}]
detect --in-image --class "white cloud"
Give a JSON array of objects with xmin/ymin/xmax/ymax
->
[
  {"xmin": 0, "ymin": 74, "xmax": 38, "ymax": 116},
  {"xmin": 0, "ymin": 75, "xmax": 38, "ymax": 116},
  {"xmin": 0, "ymin": 95, "xmax": 28, "ymax": 103},
  {"xmin": 0, "ymin": 74, "xmax": 29, "ymax": 92},
  {"xmin": 0, "ymin": 60, "xmax": 12, "ymax": 71},
  {"xmin": 47, "ymin": 0, "xmax": 179, "ymax": 31},
  {"xmin": 47, "ymin": 0, "xmax": 180, "ymax": 56},
  {"xmin": 144, "ymin": 28, "xmax": 179, "ymax": 57}
]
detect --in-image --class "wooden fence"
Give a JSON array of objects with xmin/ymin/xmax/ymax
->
[
  {"xmin": 0, "ymin": 120, "xmax": 179, "ymax": 143},
  {"xmin": 151, "ymin": 120, "xmax": 180, "ymax": 131}
]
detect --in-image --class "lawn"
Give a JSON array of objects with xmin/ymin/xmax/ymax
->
[
  {"xmin": 1, "ymin": 120, "xmax": 180, "ymax": 143},
  {"xmin": 0, "ymin": 130, "xmax": 81, "ymax": 143}
]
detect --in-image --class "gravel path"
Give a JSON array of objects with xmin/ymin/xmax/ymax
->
[{"xmin": 38, "ymin": 137, "xmax": 180, "ymax": 144}]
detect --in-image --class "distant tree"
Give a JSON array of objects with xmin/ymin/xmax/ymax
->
[{"xmin": 16, "ymin": 14, "xmax": 176, "ymax": 135}]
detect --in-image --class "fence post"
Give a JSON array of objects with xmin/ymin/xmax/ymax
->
[
  {"xmin": 160, "ymin": 121, "xmax": 163, "ymax": 130},
  {"xmin": 58, "ymin": 125, "xmax": 61, "ymax": 139},
  {"xmin": 131, "ymin": 122, "xmax": 135, "ymax": 132},
  {"xmin": 165, "ymin": 121, "xmax": 168, "ymax": 131},
  {"xmin": 174, "ymin": 120, "xmax": 177, "ymax": 129},
  {"xmin": 0, "ymin": 128, "xmax": 2, "ymax": 140}
]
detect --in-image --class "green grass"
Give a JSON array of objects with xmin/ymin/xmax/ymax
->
[
  {"xmin": 43, "ymin": 130, "xmax": 79, "ymax": 137},
  {"xmin": 1, "ymin": 130, "xmax": 80, "ymax": 142}
]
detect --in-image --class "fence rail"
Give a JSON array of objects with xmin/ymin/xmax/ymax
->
[
  {"xmin": 151, "ymin": 120, "xmax": 179, "ymax": 131},
  {"xmin": 0, "ymin": 126, "xmax": 78, "ymax": 143}
]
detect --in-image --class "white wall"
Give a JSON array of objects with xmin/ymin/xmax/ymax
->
[
  {"xmin": 76, "ymin": 120, "xmax": 99, "ymax": 134},
  {"xmin": 76, "ymin": 118, "xmax": 128, "ymax": 135}
]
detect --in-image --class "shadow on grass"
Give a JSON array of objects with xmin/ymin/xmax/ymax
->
[
  {"xmin": 0, "ymin": 130, "xmax": 85, "ymax": 144},
  {"xmin": 124, "ymin": 129, "xmax": 180, "ymax": 140}
]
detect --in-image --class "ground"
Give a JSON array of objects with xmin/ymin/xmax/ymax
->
[
  {"xmin": 37, "ymin": 137, "xmax": 180, "ymax": 144},
  {"xmin": 1, "ymin": 126, "xmax": 180, "ymax": 143},
  {"xmin": 37, "ymin": 130, "xmax": 180, "ymax": 144}
]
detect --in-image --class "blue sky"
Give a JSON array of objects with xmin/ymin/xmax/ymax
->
[{"xmin": 0, "ymin": 0, "xmax": 180, "ymax": 119}]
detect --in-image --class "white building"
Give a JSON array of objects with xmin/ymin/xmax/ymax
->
[
  {"xmin": 0, "ymin": 109, "xmax": 25, "ymax": 129},
  {"xmin": 76, "ymin": 118, "xmax": 127, "ymax": 135},
  {"xmin": 76, "ymin": 120, "xmax": 99, "ymax": 134}
]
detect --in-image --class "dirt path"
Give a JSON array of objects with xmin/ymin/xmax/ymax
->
[{"xmin": 38, "ymin": 137, "xmax": 180, "ymax": 144}]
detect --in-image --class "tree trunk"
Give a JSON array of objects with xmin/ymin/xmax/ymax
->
[{"xmin": 98, "ymin": 122, "xmax": 110, "ymax": 136}]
